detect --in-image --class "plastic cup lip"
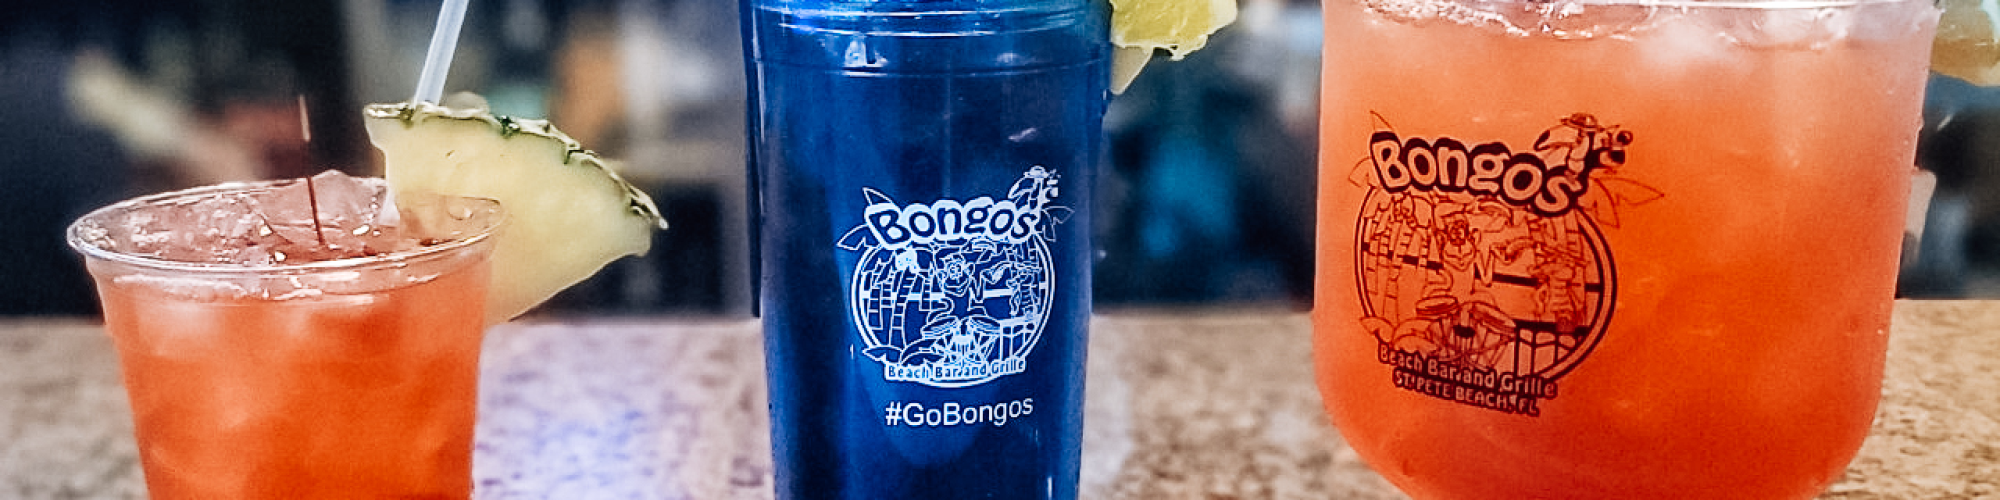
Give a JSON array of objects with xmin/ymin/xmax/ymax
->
[
  {"xmin": 748, "ymin": 0, "xmax": 1102, "ymax": 24},
  {"xmin": 66, "ymin": 177, "xmax": 504, "ymax": 277},
  {"xmin": 1437, "ymin": 0, "xmax": 1924, "ymax": 8}
]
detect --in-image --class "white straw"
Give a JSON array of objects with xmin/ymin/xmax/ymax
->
[{"xmin": 413, "ymin": 0, "xmax": 471, "ymax": 104}]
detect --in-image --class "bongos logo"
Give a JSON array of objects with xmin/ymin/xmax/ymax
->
[
  {"xmin": 839, "ymin": 167, "xmax": 1070, "ymax": 388},
  {"xmin": 1351, "ymin": 113, "xmax": 1659, "ymax": 416}
]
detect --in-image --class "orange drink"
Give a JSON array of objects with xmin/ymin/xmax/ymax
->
[
  {"xmin": 69, "ymin": 172, "xmax": 501, "ymax": 499},
  {"xmin": 1312, "ymin": 0, "xmax": 1937, "ymax": 498}
]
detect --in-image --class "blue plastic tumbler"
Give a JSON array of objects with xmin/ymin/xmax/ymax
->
[{"xmin": 741, "ymin": 0, "xmax": 1109, "ymax": 497}]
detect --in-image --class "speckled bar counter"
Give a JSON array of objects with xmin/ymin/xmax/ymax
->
[{"xmin": 3, "ymin": 301, "xmax": 1995, "ymax": 498}]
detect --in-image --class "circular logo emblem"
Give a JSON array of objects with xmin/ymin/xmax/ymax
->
[
  {"xmin": 1355, "ymin": 189, "xmax": 1614, "ymax": 382},
  {"xmin": 851, "ymin": 237, "xmax": 1053, "ymax": 388},
  {"xmin": 1350, "ymin": 113, "xmax": 1647, "ymax": 415},
  {"xmin": 841, "ymin": 167, "xmax": 1067, "ymax": 389}
]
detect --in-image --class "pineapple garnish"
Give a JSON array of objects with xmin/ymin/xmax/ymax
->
[
  {"xmin": 1109, "ymin": 0, "xmax": 1238, "ymax": 93},
  {"xmin": 364, "ymin": 100, "xmax": 667, "ymax": 324}
]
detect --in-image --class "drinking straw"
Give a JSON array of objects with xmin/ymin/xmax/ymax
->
[
  {"xmin": 413, "ymin": 0, "xmax": 472, "ymax": 104},
  {"xmin": 298, "ymin": 97, "xmax": 327, "ymax": 248}
]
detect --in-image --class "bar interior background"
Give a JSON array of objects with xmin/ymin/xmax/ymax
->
[{"xmin": 4, "ymin": 0, "xmax": 1992, "ymax": 318}]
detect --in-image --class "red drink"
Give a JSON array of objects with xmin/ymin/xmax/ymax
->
[
  {"xmin": 70, "ymin": 174, "xmax": 501, "ymax": 499},
  {"xmin": 1312, "ymin": 0, "xmax": 1937, "ymax": 498}
]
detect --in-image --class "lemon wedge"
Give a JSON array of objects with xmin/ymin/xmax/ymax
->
[{"xmin": 364, "ymin": 100, "xmax": 667, "ymax": 324}]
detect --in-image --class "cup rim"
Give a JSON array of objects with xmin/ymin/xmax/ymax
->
[
  {"xmin": 1426, "ymin": 0, "xmax": 1924, "ymax": 7},
  {"xmin": 67, "ymin": 177, "xmax": 503, "ymax": 276}
]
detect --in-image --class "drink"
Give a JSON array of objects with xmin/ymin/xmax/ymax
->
[
  {"xmin": 1312, "ymin": 0, "xmax": 1937, "ymax": 498},
  {"xmin": 742, "ymin": 0, "xmax": 1107, "ymax": 497},
  {"xmin": 69, "ymin": 172, "xmax": 501, "ymax": 499}
]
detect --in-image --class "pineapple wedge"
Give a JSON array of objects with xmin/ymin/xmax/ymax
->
[
  {"xmin": 364, "ymin": 100, "xmax": 667, "ymax": 324},
  {"xmin": 1108, "ymin": 0, "xmax": 1237, "ymax": 93}
]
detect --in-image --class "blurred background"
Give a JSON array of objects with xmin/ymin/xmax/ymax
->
[{"xmin": 1, "ymin": 0, "xmax": 1991, "ymax": 319}]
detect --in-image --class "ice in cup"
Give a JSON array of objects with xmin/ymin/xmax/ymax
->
[
  {"xmin": 68, "ymin": 170, "xmax": 502, "ymax": 499},
  {"xmin": 1311, "ymin": 0, "xmax": 1938, "ymax": 497}
]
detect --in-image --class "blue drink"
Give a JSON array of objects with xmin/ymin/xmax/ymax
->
[{"xmin": 741, "ymin": 0, "xmax": 1108, "ymax": 498}]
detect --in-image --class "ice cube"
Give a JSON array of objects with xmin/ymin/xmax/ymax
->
[
  {"xmin": 149, "ymin": 190, "xmax": 269, "ymax": 264},
  {"xmin": 78, "ymin": 170, "xmax": 498, "ymax": 274},
  {"xmin": 1635, "ymin": 12, "xmax": 1738, "ymax": 76},
  {"xmin": 1535, "ymin": 0, "xmax": 1655, "ymax": 40},
  {"xmin": 302, "ymin": 169, "xmax": 388, "ymax": 234},
  {"xmin": 252, "ymin": 177, "xmax": 312, "ymax": 229},
  {"xmin": 1849, "ymin": 0, "xmax": 1943, "ymax": 44},
  {"xmin": 1698, "ymin": 5, "xmax": 1853, "ymax": 50},
  {"xmin": 245, "ymin": 170, "xmax": 394, "ymax": 261}
]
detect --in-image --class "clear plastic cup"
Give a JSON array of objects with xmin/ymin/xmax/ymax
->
[
  {"xmin": 1312, "ymin": 0, "xmax": 1938, "ymax": 497},
  {"xmin": 69, "ymin": 175, "xmax": 502, "ymax": 499}
]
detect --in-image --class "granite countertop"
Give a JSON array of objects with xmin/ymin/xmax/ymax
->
[{"xmin": 2, "ymin": 301, "xmax": 1995, "ymax": 498}]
